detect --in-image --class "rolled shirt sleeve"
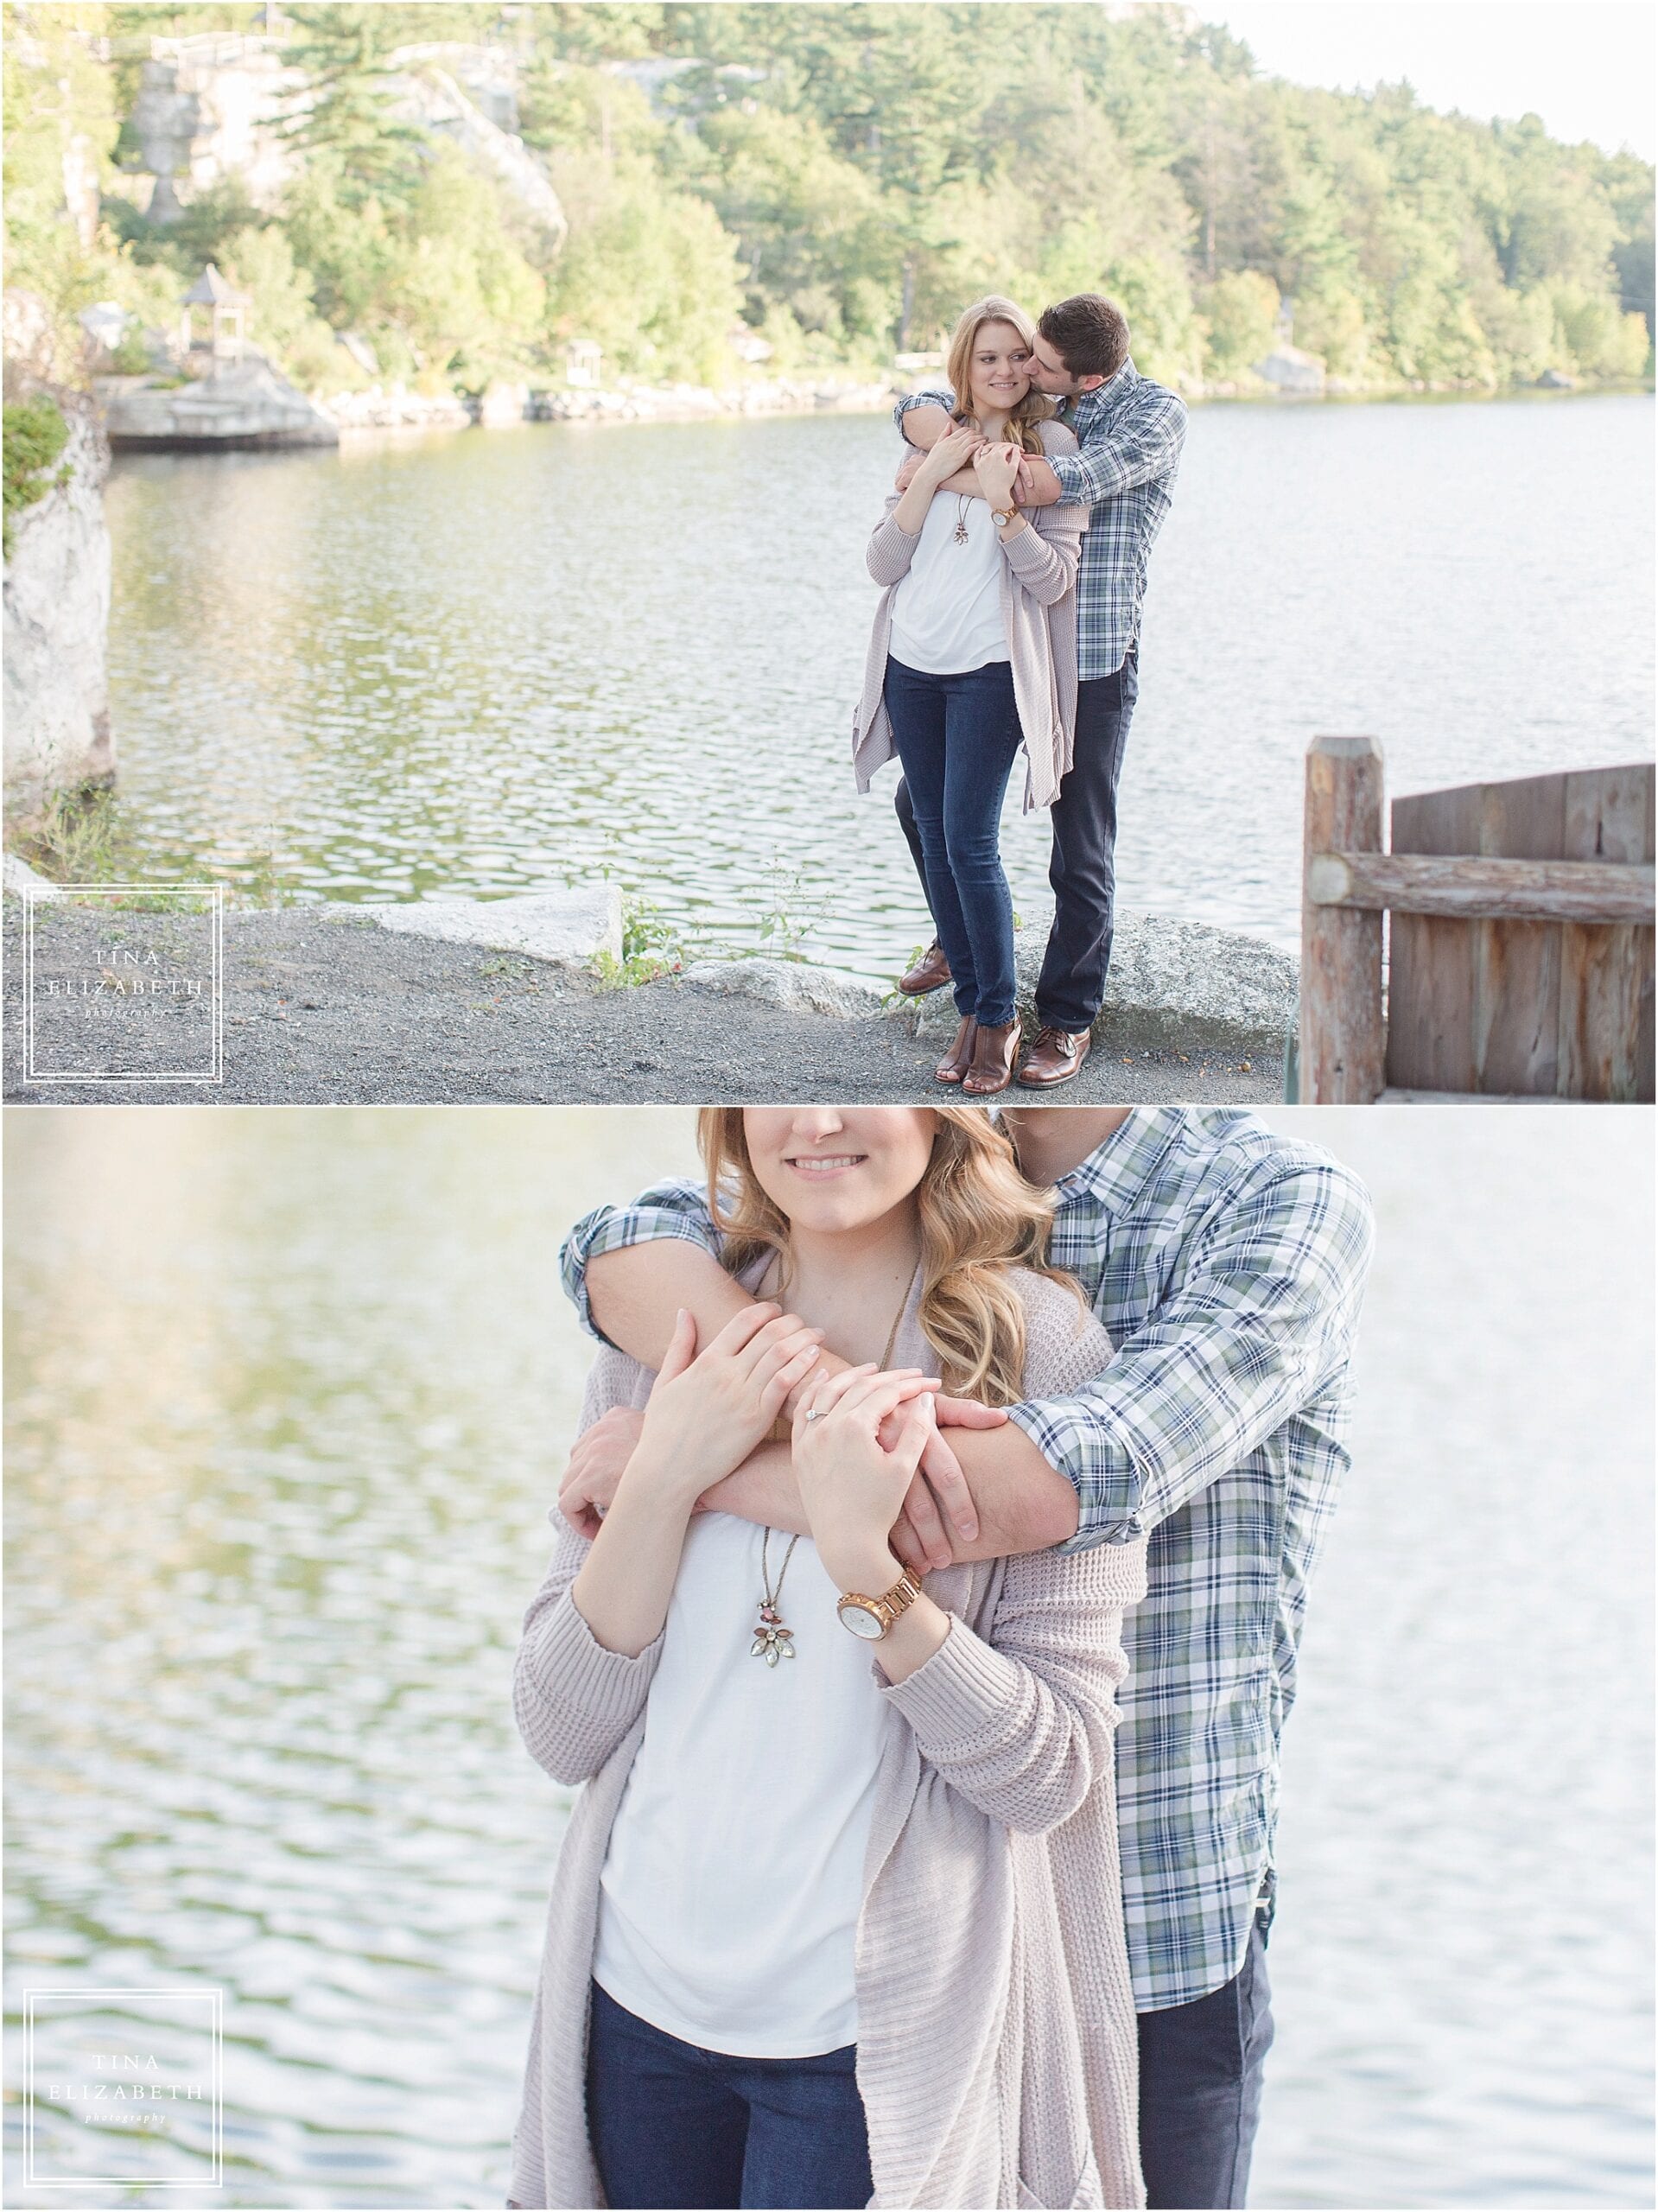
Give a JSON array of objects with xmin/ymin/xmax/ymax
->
[
  {"xmin": 1008, "ymin": 1155, "xmax": 1375, "ymax": 1550},
  {"xmin": 559, "ymin": 1179, "xmax": 724, "ymax": 1343},
  {"xmin": 893, "ymin": 386, "xmax": 956, "ymax": 435}
]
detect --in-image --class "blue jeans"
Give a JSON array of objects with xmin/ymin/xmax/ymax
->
[
  {"xmin": 1137, "ymin": 1904, "xmax": 1275, "ymax": 2209},
  {"xmin": 883, "ymin": 655, "xmax": 1024, "ymax": 1027},
  {"xmin": 586, "ymin": 1980, "xmax": 874, "ymax": 2210}
]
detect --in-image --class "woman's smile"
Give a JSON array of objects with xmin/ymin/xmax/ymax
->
[{"xmin": 783, "ymin": 1152, "xmax": 869, "ymax": 1180}]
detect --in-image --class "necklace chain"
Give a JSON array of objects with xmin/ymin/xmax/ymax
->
[{"xmin": 749, "ymin": 1257, "xmax": 920, "ymax": 1668}]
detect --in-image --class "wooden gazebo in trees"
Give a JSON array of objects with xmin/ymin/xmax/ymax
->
[{"xmin": 179, "ymin": 264, "xmax": 251, "ymax": 367}]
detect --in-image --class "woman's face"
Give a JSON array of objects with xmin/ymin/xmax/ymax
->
[
  {"xmin": 965, "ymin": 320, "xmax": 1033, "ymax": 416},
  {"xmin": 741, "ymin": 1108, "xmax": 937, "ymax": 1238}
]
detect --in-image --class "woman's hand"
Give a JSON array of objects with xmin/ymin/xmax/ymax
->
[
  {"xmin": 792, "ymin": 1365, "xmax": 940, "ymax": 1592},
  {"xmin": 627, "ymin": 1304, "xmax": 824, "ymax": 1509},
  {"xmin": 973, "ymin": 440, "xmax": 1023, "ymax": 507},
  {"xmin": 914, "ymin": 423, "xmax": 986, "ymax": 491}
]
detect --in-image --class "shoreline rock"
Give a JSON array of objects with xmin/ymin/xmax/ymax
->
[
  {"xmin": 912, "ymin": 911, "xmax": 1298, "ymax": 1062},
  {"xmin": 366, "ymin": 885, "xmax": 622, "ymax": 967}
]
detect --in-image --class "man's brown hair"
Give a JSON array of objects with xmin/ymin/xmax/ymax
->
[{"xmin": 1039, "ymin": 295, "xmax": 1131, "ymax": 382}]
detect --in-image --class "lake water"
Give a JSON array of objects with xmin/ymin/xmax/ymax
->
[
  {"xmin": 3, "ymin": 1106, "xmax": 1651, "ymax": 2209},
  {"xmin": 102, "ymin": 395, "xmax": 1654, "ymax": 987}
]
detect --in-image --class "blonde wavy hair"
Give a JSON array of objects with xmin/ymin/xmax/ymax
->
[
  {"xmin": 945, "ymin": 294, "xmax": 1053, "ymax": 457},
  {"xmin": 695, "ymin": 1109, "xmax": 1080, "ymax": 1407}
]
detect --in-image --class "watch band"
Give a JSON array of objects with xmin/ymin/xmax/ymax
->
[{"xmin": 836, "ymin": 1567, "xmax": 923, "ymax": 1642}]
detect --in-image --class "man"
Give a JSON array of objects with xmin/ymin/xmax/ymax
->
[
  {"xmin": 556, "ymin": 1106, "xmax": 1376, "ymax": 2210},
  {"xmin": 892, "ymin": 296, "xmax": 1188, "ymax": 1088}
]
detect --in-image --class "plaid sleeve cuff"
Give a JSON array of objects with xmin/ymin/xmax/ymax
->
[
  {"xmin": 1046, "ymin": 448, "xmax": 1093, "ymax": 507},
  {"xmin": 1007, "ymin": 1395, "xmax": 1145, "ymax": 1553},
  {"xmin": 559, "ymin": 1184, "xmax": 722, "ymax": 1344}
]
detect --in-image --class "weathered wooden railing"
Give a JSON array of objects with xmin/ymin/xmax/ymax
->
[{"xmin": 1300, "ymin": 738, "xmax": 1655, "ymax": 1101}]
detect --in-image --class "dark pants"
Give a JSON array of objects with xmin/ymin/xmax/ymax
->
[
  {"xmin": 586, "ymin": 1980, "xmax": 874, "ymax": 2211},
  {"xmin": 895, "ymin": 648, "xmax": 1139, "ymax": 1032},
  {"xmin": 1137, "ymin": 1908, "xmax": 1275, "ymax": 2210},
  {"xmin": 883, "ymin": 654, "xmax": 1024, "ymax": 1027}
]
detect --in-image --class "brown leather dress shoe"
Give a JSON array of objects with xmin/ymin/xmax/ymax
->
[
  {"xmin": 962, "ymin": 1019, "xmax": 1021, "ymax": 1096},
  {"xmin": 1018, "ymin": 1027, "xmax": 1093, "ymax": 1087},
  {"xmin": 899, "ymin": 941, "xmax": 953, "ymax": 996},
  {"xmin": 934, "ymin": 1016, "xmax": 976, "ymax": 1084}
]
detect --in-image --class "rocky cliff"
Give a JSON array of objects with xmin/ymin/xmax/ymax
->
[{"xmin": 3, "ymin": 390, "xmax": 113, "ymax": 819}]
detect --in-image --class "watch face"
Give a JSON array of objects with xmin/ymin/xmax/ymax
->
[{"xmin": 837, "ymin": 1600, "xmax": 885, "ymax": 1640}]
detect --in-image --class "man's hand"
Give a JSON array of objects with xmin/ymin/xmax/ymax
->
[
  {"xmin": 886, "ymin": 1393, "xmax": 1008, "ymax": 1573},
  {"xmin": 559, "ymin": 1404, "xmax": 645, "ymax": 1538}
]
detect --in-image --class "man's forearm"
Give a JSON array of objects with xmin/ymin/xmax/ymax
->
[
  {"xmin": 706, "ymin": 1416, "xmax": 1077, "ymax": 1559},
  {"xmin": 588, "ymin": 1233, "xmax": 1082, "ymax": 1562},
  {"xmin": 699, "ymin": 1441, "xmax": 810, "ymax": 1534},
  {"xmin": 587, "ymin": 1240, "xmax": 752, "ymax": 1366},
  {"xmin": 898, "ymin": 400, "xmax": 951, "ymax": 449},
  {"xmin": 938, "ymin": 1421, "xmax": 1078, "ymax": 1557}
]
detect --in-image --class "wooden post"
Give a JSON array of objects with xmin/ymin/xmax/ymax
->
[{"xmin": 1301, "ymin": 735, "xmax": 1386, "ymax": 1101}]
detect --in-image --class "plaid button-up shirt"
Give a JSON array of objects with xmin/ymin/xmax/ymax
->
[
  {"xmin": 560, "ymin": 1109, "xmax": 1375, "ymax": 2012},
  {"xmin": 894, "ymin": 359, "xmax": 1188, "ymax": 681}
]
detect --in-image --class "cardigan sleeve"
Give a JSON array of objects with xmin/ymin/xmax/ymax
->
[
  {"xmin": 867, "ymin": 490, "xmax": 924, "ymax": 586},
  {"xmin": 996, "ymin": 422, "xmax": 1085, "ymax": 607},
  {"xmin": 878, "ymin": 1273, "xmax": 1148, "ymax": 1834},
  {"xmin": 511, "ymin": 1346, "xmax": 665, "ymax": 1788},
  {"xmin": 877, "ymin": 1535, "xmax": 1147, "ymax": 1834}
]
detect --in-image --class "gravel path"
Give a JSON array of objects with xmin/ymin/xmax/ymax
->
[{"xmin": 3, "ymin": 905, "xmax": 1282, "ymax": 1105}]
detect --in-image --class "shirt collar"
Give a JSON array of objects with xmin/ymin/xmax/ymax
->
[
  {"xmin": 1067, "ymin": 356, "xmax": 1138, "ymax": 425},
  {"xmin": 1049, "ymin": 1105, "xmax": 1185, "ymax": 1217}
]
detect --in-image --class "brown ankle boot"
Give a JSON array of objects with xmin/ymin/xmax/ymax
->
[
  {"xmin": 962, "ymin": 1020, "xmax": 1021, "ymax": 1096},
  {"xmin": 934, "ymin": 1016, "xmax": 977, "ymax": 1084}
]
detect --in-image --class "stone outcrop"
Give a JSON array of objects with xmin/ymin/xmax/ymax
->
[
  {"xmin": 677, "ymin": 957, "xmax": 886, "ymax": 1020},
  {"xmin": 121, "ymin": 32, "xmax": 563, "ymax": 242},
  {"xmin": 912, "ymin": 911, "xmax": 1298, "ymax": 1062},
  {"xmin": 1249, "ymin": 344, "xmax": 1327, "ymax": 395},
  {"xmin": 3, "ymin": 391, "xmax": 114, "ymax": 818},
  {"xmin": 371, "ymin": 885, "xmax": 623, "ymax": 968},
  {"xmin": 98, "ymin": 355, "xmax": 338, "ymax": 449},
  {"xmin": 665, "ymin": 910, "xmax": 1298, "ymax": 1065}
]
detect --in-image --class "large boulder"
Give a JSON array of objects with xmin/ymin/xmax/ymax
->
[
  {"xmin": 372, "ymin": 885, "xmax": 623, "ymax": 968},
  {"xmin": 98, "ymin": 355, "xmax": 338, "ymax": 448},
  {"xmin": 913, "ymin": 910, "xmax": 1297, "ymax": 1061},
  {"xmin": 677, "ymin": 957, "xmax": 886, "ymax": 1020},
  {"xmin": 1249, "ymin": 344, "xmax": 1327, "ymax": 396}
]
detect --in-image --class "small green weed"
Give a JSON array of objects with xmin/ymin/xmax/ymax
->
[{"xmin": 594, "ymin": 897, "xmax": 695, "ymax": 989}]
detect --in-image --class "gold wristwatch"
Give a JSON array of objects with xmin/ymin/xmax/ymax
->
[
  {"xmin": 992, "ymin": 506, "xmax": 1019, "ymax": 529},
  {"xmin": 836, "ymin": 1567, "xmax": 924, "ymax": 1642}
]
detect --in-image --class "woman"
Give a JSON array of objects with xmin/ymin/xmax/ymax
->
[
  {"xmin": 854, "ymin": 299, "xmax": 1088, "ymax": 1096},
  {"xmin": 509, "ymin": 1107, "xmax": 1148, "ymax": 2211}
]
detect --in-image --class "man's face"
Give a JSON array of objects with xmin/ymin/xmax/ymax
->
[{"xmin": 1026, "ymin": 332, "xmax": 1104, "ymax": 399}]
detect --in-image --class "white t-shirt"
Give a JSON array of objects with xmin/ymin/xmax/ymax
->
[
  {"xmin": 591, "ymin": 1511, "xmax": 888, "ymax": 2057},
  {"xmin": 887, "ymin": 489, "xmax": 1009, "ymax": 676}
]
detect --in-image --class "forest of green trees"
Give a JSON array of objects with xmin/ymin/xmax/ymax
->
[{"xmin": 6, "ymin": 1, "xmax": 1654, "ymax": 401}]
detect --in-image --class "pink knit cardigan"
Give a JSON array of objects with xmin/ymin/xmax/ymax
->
[
  {"xmin": 508, "ymin": 1268, "xmax": 1148, "ymax": 2211},
  {"xmin": 853, "ymin": 419, "xmax": 1088, "ymax": 811}
]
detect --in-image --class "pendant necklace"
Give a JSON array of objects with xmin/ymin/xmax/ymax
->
[
  {"xmin": 953, "ymin": 493, "xmax": 973, "ymax": 547},
  {"xmin": 749, "ymin": 1257, "xmax": 921, "ymax": 1669}
]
